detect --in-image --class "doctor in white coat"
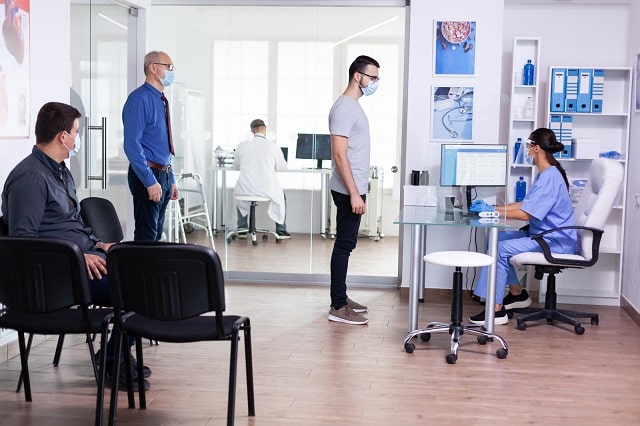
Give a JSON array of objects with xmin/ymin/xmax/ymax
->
[{"xmin": 234, "ymin": 119, "xmax": 291, "ymax": 238}]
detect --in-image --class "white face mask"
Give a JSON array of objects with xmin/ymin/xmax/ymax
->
[
  {"xmin": 360, "ymin": 79, "xmax": 379, "ymax": 96},
  {"xmin": 64, "ymin": 132, "xmax": 81, "ymax": 157}
]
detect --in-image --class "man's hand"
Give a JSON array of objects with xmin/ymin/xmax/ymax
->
[
  {"xmin": 95, "ymin": 242, "xmax": 115, "ymax": 252},
  {"xmin": 147, "ymin": 182, "xmax": 163, "ymax": 203},
  {"xmin": 350, "ymin": 194, "xmax": 366, "ymax": 215},
  {"xmin": 84, "ymin": 253, "xmax": 107, "ymax": 280},
  {"xmin": 170, "ymin": 183, "xmax": 179, "ymax": 200}
]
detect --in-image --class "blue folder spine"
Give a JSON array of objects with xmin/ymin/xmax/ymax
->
[
  {"xmin": 577, "ymin": 68, "xmax": 593, "ymax": 113},
  {"xmin": 591, "ymin": 69, "xmax": 605, "ymax": 113},
  {"xmin": 550, "ymin": 68, "xmax": 566, "ymax": 112},
  {"xmin": 565, "ymin": 68, "xmax": 579, "ymax": 112}
]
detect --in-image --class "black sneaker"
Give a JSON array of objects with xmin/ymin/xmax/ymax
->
[
  {"xmin": 276, "ymin": 230, "xmax": 291, "ymax": 239},
  {"xmin": 469, "ymin": 306, "xmax": 509, "ymax": 326},
  {"xmin": 96, "ymin": 351, "xmax": 152, "ymax": 378},
  {"xmin": 502, "ymin": 289, "xmax": 532, "ymax": 310},
  {"xmin": 102, "ymin": 363, "xmax": 151, "ymax": 392}
]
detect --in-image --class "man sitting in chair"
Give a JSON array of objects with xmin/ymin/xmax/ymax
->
[
  {"xmin": 1, "ymin": 102, "xmax": 152, "ymax": 391},
  {"xmin": 234, "ymin": 118, "xmax": 291, "ymax": 239}
]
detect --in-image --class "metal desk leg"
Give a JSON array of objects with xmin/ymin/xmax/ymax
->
[
  {"xmin": 408, "ymin": 224, "xmax": 423, "ymax": 332},
  {"xmin": 418, "ymin": 226, "xmax": 426, "ymax": 303},
  {"xmin": 320, "ymin": 173, "xmax": 329, "ymax": 239},
  {"xmin": 212, "ymin": 167, "xmax": 218, "ymax": 233},
  {"xmin": 484, "ymin": 227, "xmax": 499, "ymax": 335},
  {"xmin": 220, "ymin": 168, "xmax": 227, "ymax": 232}
]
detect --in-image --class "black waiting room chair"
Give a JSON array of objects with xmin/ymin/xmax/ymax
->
[
  {"xmin": 0, "ymin": 237, "xmax": 112, "ymax": 402},
  {"xmin": 95, "ymin": 242, "xmax": 255, "ymax": 426}
]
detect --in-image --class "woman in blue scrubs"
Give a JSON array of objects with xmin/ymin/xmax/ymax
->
[{"xmin": 470, "ymin": 128, "xmax": 577, "ymax": 326}]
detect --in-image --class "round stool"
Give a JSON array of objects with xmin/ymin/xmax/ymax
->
[
  {"xmin": 403, "ymin": 250, "xmax": 508, "ymax": 364},
  {"xmin": 226, "ymin": 195, "xmax": 281, "ymax": 246}
]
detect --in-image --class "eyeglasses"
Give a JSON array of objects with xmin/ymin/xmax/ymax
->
[
  {"xmin": 358, "ymin": 71, "xmax": 380, "ymax": 82},
  {"xmin": 154, "ymin": 63, "xmax": 175, "ymax": 71},
  {"xmin": 526, "ymin": 140, "xmax": 537, "ymax": 149}
]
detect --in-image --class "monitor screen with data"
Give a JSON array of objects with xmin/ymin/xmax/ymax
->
[
  {"xmin": 314, "ymin": 134, "xmax": 332, "ymax": 160},
  {"xmin": 439, "ymin": 144, "xmax": 508, "ymax": 187}
]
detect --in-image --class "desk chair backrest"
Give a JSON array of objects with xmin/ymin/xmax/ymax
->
[
  {"xmin": 572, "ymin": 158, "xmax": 624, "ymax": 259},
  {"xmin": 80, "ymin": 197, "xmax": 124, "ymax": 243},
  {"xmin": 0, "ymin": 237, "xmax": 92, "ymax": 314},
  {"xmin": 107, "ymin": 242, "xmax": 226, "ymax": 326}
]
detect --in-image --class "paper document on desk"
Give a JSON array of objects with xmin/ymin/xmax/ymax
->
[{"xmin": 403, "ymin": 185, "xmax": 437, "ymax": 207}]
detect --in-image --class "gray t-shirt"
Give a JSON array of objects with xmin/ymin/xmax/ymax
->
[{"xmin": 328, "ymin": 95, "xmax": 370, "ymax": 195}]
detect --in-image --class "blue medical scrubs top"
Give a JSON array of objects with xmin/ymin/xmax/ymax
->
[{"xmin": 521, "ymin": 166, "xmax": 577, "ymax": 254}]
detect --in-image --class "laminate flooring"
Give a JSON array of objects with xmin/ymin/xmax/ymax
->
[{"xmin": 1, "ymin": 283, "xmax": 640, "ymax": 425}]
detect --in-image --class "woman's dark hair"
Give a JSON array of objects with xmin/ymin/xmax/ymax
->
[
  {"xmin": 529, "ymin": 127, "xmax": 569, "ymax": 189},
  {"xmin": 35, "ymin": 102, "xmax": 81, "ymax": 144},
  {"xmin": 348, "ymin": 55, "xmax": 380, "ymax": 81}
]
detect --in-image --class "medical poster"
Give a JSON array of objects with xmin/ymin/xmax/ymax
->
[
  {"xmin": 434, "ymin": 21, "xmax": 476, "ymax": 76},
  {"xmin": 432, "ymin": 86, "xmax": 474, "ymax": 141},
  {"xmin": 0, "ymin": 0, "xmax": 30, "ymax": 138}
]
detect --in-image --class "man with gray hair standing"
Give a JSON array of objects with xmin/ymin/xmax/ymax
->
[
  {"xmin": 123, "ymin": 50, "xmax": 179, "ymax": 241},
  {"xmin": 327, "ymin": 55, "xmax": 380, "ymax": 325}
]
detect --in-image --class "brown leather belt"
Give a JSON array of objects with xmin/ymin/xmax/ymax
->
[{"xmin": 147, "ymin": 160, "xmax": 171, "ymax": 172}]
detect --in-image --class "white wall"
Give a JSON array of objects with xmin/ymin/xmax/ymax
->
[
  {"xmin": 622, "ymin": 1, "xmax": 640, "ymax": 311},
  {"xmin": 399, "ymin": 0, "xmax": 505, "ymax": 288},
  {"xmin": 0, "ymin": 0, "xmax": 70, "ymax": 196}
]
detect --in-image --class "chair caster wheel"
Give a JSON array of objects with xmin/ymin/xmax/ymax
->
[
  {"xmin": 404, "ymin": 342, "xmax": 415, "ymax": 353},
  {"xmin": 591, "ymin": 317, "xmax": 599, "ymax": 325},
  {"xmin": 419, "ymin": 333, "xmax": 431, "ymax": 342},
  {"xmin": 516, "ymin": 321, "xmax": 527, "ymax": 330},
  {"xmin": 445, "ymin": 354, "xmax": 457, "ymax": 364},
  {"xmin": 507, "ymin": 311, "xmax": 514, "ymax": 319},
  {"xmin": 575, "ymin": 326, "xmax": 585, "ymax": 335},
  {"xmin": 231, "ymin": 234, "xmax": 237, "ymax": 240},
  {"xmin": 496, "ymin": 348, "xmax": 508, "ymax": 359},
  {"xmin": 276, "ymin": 238, "xmax": 282, "ymax": 244},
  {"xmin": 252, "ymin": 240, "xmax": 258, "ymax": 246},
  {"xmin": 477, "ymin": 336, "xmax": 488, "ymax": 345},
  {"xmin": 263, "ymin": 234, "xmax": 268, "ymax": 240},
  {"xmin": 183, "ymin": 223, "xmax": 195, "ymax": 233}
]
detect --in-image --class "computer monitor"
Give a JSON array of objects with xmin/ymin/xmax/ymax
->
[
  {"xmin": 295, "ymin": 133, "xmax": 332, "ymax": 168},
  {"xmin": 280, "ymin": 147, "xmax": 289, "ymax": 162},
  {"xmin": 439, "ymin": 144, "xmax": 508, "ymax": 213},
  {"xmin": 314, "ymin": 134, "xmax": 332, "ymax": 169},
  {"xmin": 295, "ymin": 133, "xmax": 314, "ymax": 160}
]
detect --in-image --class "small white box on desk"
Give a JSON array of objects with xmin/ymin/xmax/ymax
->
[
  {"xmin": 571, "ymin": 138, "xmax": 600, "ymax": 159},
  {"xmin": 403, "ymin": 185, "xmax": 437, "ymax": 207}
]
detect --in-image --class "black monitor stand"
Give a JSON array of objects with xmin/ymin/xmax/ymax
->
[
  {"xmin": 461, "ymin": 185, "xmax": 477, "ymax": 216},
  {"xmin": 316, "ymin": 159, "xmax": 324, "ymax": 169}
]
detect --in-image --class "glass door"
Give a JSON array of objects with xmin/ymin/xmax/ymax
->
[{"xmin": 70, "ymin": 1, "xmax": 137, "ymax": 238}]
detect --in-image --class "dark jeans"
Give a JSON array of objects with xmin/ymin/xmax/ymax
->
[
  {"xmin": 237, "ymin": 193, "xmax": 287, "ymax": 232},
  {"xmin": 128, "ymin": 165, "xmax": 172, "ymax": 241},
  {"xmin": 330, "ymin": 190, "xmax": 365, "ymax": 309}
]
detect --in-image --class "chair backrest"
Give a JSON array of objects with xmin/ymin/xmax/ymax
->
[
  {"xmin": 80, "ymin": 197, "xmax": 124, "ymax": 243},
  {"xmin": 573, "ymin": 158, "xmax": 624, "ymax": 259},
  {"xmin": 106, "ymin": 242, "xmax": 226, "ymax": 321},
  {"xmin": 0, "ymin": 237, "xmax": 92, "ymax": 314}
]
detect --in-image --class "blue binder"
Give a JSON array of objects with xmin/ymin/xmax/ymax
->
[
  {"xmin": 591, "ymin": 69, "xmax": 605, "ymax": 113},
  {"xmin": 550, "ymin": 68, "xmax": 566, "ymax": 112},
  {"xmin": 559, "ymin": 115, "xmax": 573, "ymax": 158},
  {"xmin": 577, "ymin": 68, "xmax": 593, "ymax": 113},
  {"xmin": 565, "ymin": 68, "xmax": 579, "ymax": 112},
  {"xmin": 549, "ymin": 114, "xmax": 562, "ymax": 141}
]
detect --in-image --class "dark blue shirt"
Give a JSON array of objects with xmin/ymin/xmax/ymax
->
[
  {"xmin": 122, "ymin": 82, "xmax": 175, "ymax": 187},
  {"xmin": 1, "ymin": 146, "xmax": 101, "ymax": 254}
]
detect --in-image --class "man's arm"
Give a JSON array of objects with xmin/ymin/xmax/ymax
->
[
  {"xmin": 5, "ymin": 172, "xmax": 47, "ymax": 236},
  {"xmin": 331, "ymin": 134, "xmax": 365, "ymax": 215}
]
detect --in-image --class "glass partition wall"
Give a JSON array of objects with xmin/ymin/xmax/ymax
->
[{"xmin": 148, "ymin": 5, "xmax": 404, "ymax": 283}]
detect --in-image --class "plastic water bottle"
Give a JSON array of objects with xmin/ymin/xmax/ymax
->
[
  {"xmin": 523, "ymin": 59, "xmax": 535, "ymax": 85},
  {"xmin": 514, "ymin": 138, "xmax": 522, "ymax": 163},
  {"xmin": 515, "ymin": 176, "xmax": 527, "ymax": 202},
  {"xmin": 523, "ymin": 96, "xmax": 535, "ymax": 120}
]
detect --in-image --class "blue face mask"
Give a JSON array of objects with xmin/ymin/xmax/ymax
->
[
  {"xmin": 361, "ymin": 79, "xmax": 378, "ymax": 96},
  {"xmin": 64, "ymin": 132, "xmax": 81, "ymax": 157},
  {"xmin": 160, "ymin": 70, "xmax": 175, "ymax": 87}
]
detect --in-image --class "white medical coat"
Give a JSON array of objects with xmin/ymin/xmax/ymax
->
[{"xmin": 233, "ymin": 134, "xmax": 287, "ymax": 224}]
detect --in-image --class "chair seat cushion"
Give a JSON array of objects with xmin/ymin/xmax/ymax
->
[
  {"xmin": 122, "ymin": 314, "xmax": 246, "ymax": 343},
  {"xmin": 0, "ymin": 307, "xmax": 112, "ymax": 335},
  {"xmin": 235, "ymin": 195, "xmax": 270, "ymax": 203},
  {"xmin": 510, "ymin": 252, "xmax": 588, "ymax": 268},
  {"xmin": 425, "ymin": 251, "xmax": 494, "ymax": 268}
]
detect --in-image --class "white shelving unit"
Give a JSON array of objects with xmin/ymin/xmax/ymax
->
[
  {"xmin": 542, "ymin": 66, "xmax": 631, "ymax": 306},
  {"xmin": 505, "ymin": 37, "xmax": 541, "ymax": 204}
]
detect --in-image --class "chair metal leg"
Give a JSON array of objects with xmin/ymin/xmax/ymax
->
[
  {"xmin": 108, "ymin": 331, "xmax": 123, "ymax": 425},
  {"xmin": 53, "ymin": 334, "xmax": 65, "ymax": 366},
  {"xmin": 243, "ymin": 319, "xmax": 255, "ymax": 417},
  {"xmin": 227, "ymin": 326, "xmax": 240, "ymax": 426},
  {"xmin": 95, "ymin": 325, "xmax": 110, "ymax": 426},
  {"xmin": 135, "ymin": 337, "xmax": 147, "ymax": 410},
  {"xmin": 16, "ymin": 332, "xmax": 33, "ymax": 394},
  {"xmin": 17, "ymin": 332, "xmax": 32, "ymax": 402}
]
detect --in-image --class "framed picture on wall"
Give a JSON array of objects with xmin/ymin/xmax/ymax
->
[
  {"xmin": 0, "ymin": 0, "xmax": 30, "ymax": 138},
  {"xmin": 635, "ymin": 53, "xmax": 640, "ymax": 112},
  {"xmin": 434, "ymin": 20, "xmax": 476, "ymax": 76},
  {"xmin": 432, "ymin": 86, "xmax": 474, "ymax": 142}
]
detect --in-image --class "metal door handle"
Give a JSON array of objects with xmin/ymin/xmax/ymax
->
[{"xmin": 86, "ymin": 117, "xmax": 107, "ymax": 189}]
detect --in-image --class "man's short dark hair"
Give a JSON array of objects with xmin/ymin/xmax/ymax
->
[
  {"xmin": 348, "ymin": 55, "xmax": 380, "ymax": 81},
  {"xmin": 250, "ymin": 119, "xmax": 266, "ymax": 129},
  {"xmin": 35, "ymin": 102, "xmax": 81, "ymax": 144}
]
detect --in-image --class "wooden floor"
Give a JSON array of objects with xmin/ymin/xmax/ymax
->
[{"xmin": 1, "ymin": 284, "xmax": 640, "ymax": 425}]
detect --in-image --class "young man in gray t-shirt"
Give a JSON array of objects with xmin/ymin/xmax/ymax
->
[{"xmin": 327, "ymin": 55, "xmax": 380, "ymax": 325}]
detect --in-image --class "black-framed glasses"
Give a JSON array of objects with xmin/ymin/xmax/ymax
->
[
  {"xmin": 154, "ymin": 63, "xmax": 174, "ymax": 71},
  {"xmin": 358, "ymin": 71, "xmax": 380, "ymax": 82}
]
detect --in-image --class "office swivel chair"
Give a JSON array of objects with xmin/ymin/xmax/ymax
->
[
  {"xmin": 226, "ymin": 196, "xmax": 282, "ymax": 246},
  {"xmin": 509, "ymin": 158, "xmax": 624, "ymax": 334}
]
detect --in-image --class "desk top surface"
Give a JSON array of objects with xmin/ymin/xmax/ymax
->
[
  {"xmin": 213, "ymin": 165, "xmax": 331, "ymax": 174},
  {"xmin": 395, "ymin": 206, "xmax": 524, "ymax": 229}
]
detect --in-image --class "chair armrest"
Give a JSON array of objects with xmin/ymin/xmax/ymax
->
[{"xmin": 531, "ymin": 226, "xmax": 604, "ymax": 267}]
